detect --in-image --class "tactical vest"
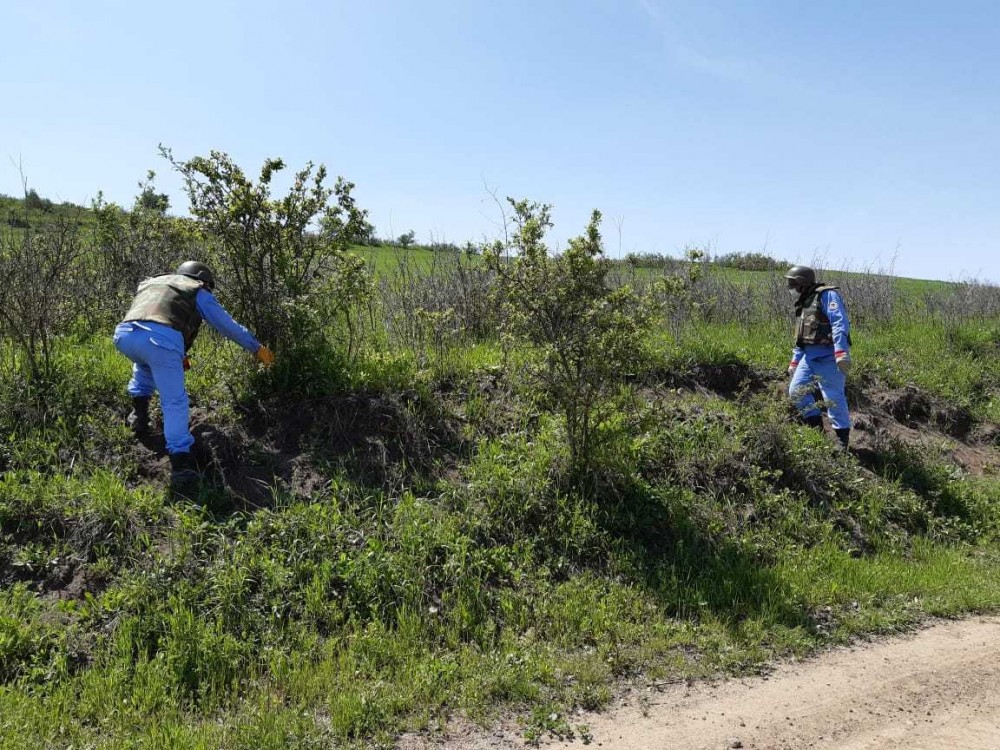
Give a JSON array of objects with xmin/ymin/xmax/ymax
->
[
  {"xmin": 794, "ymin": 284, "xmax": 839, "ymax": 347},
  {"xmin": 122, "ymin": 274, "xmax": 204, "ymax": 351}
]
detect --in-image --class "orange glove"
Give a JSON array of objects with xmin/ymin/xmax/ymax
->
[
  {"xmin": 255, "ymin": 345, "xmax": 275, "ymax": 368},
  {"xmin": 183, "ymin": 357, "xmax": 191, "ymax": 371}
]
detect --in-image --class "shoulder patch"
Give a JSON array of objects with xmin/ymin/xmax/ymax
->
[{"xmin": 828, "ymin": 300, "xmax": 839, "ymax": 311}]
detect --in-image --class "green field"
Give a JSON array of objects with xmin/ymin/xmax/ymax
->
[{"xmin": 2, "ymin": 187, "xmax": 1000, "ymax": 748}]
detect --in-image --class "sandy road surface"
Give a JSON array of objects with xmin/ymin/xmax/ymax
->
[{"xmin": 403, "ymin": 617, "xmax": 1000, "ymax": 750}]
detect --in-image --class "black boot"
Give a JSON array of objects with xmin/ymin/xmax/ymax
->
[
  {"xmin": 835, "ymin": 428, "xmax": 851, "ymax": 449},
  {"xmin": 802, "ymin": 414, "xmax": 824, "ymax": 430},
  {"xmin": 169, "ymin": 451, "xmax": 200, "ymax": 491},
  {"xmin": 126, "ymin": 396, "xmax": 151, "ymax": 436}
]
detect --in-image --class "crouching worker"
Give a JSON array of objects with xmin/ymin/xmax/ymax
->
[
  {"xmin": 785, "ymin": 265, "xmax": 852, "ymax": 448},
  {"xmin": 112, "ymin": 261, "xmax": 275, "ymax": 487}
]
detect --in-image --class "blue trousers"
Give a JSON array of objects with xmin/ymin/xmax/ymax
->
[
  {"xmin": 112, "ymin": 323, "xmax": 194, "ymax": 454},
  {"xmin": 789, "ymin": 353, "xmax": 851, "ymax": 430}
]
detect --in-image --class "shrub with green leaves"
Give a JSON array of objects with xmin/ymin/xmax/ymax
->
[
  {"xmin": 485, "ymin": 200, "xmax": 656, "ymax": 479},
  {"xmin": 89, "ymin": 172, "xmax": 205, "ymax": 330},
  {"xmin": 161, "ymin": 147, "xmax": 371, "ymax": 366}
]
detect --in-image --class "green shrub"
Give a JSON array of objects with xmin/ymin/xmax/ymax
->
[
  {"xmin": 713, "ymin": 251, "xmax": 790, "ymax": 272},
  {"xmin": 485, "ymin": 200, "xmax": 657, "ymax": 481},
  {"xmin": 162, "ymin": 147, "xmax": 371, "ymax": 373}
]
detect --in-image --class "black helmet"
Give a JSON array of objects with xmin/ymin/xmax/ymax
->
[
  {"xmin": 783, "ymin": 265, "xmax": 816, "ymax": 289},
  {"xmin": 175, "ymin": 260, "xmax": 215, "ymax": 290}
]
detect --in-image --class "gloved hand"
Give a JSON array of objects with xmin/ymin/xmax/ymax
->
[
  {"xmin": 183, "ymin": 357, "xmax": 191, "ymax": 371},
  {"xmin": 255, "ymin": 345, "xmax": 275, "ymax": 368},
  {"xmin": 837, "ymin": 357, "xmax": 852, "ymax": 375},
  {"xmin": 787, "ymin": 360, "xmax": 798, "ymax": 376}
]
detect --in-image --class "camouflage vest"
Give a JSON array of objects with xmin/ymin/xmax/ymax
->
[
  {"xmin": 794, "ymin": 284, "xmax": 839, "ymax": 347},
  {"xmin": 122, "ymin": 274, "xmax": 204, "ymax": 351}
]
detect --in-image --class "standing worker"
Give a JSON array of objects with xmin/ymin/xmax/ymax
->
[
  {"xmin": 112, "ymin": 261, "xmax": 275, "ymax": 486},
  {"xmin": 785, "ymin": 265, "xmax": 853, "ymax": 448}
]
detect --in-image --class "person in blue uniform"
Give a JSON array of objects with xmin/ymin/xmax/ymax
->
[
  {"xmin": 785, "ymin": 265, "xmax": 852, "ymax": 448},
  {"xmin": 112, "ymin": 261, "xmax": 274, "ymax": 485}
]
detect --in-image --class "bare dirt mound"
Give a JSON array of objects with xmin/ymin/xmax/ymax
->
[
  {"xmin": 658, "ymin": 367, "xmax": 1000, "ymax": 476},
  {"xmin": 128, "ymin": 391, "xmax": 465, "ymax": 507},
  {"xmin": 851, "ymin": 385, "xmax": 1000, "ymax": 476},
  {"xmin": 650, "ymin": 361, "xmax": 778, "ymax": 400},
  {"xmin": 405, "ymin": 617, "xmax": 1000, "ymax": 750}
]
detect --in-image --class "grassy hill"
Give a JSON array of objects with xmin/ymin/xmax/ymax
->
[
  {"xmin": 1, "ymin": 192, "xmax": 94, "ymax": 231},
  {"xmin": 2, "ymin": 184, "xmax": 1000, "ymax": 748}
]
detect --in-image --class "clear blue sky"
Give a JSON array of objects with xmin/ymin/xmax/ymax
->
[{"xmin": 3, "ymin": 0, "xmax": 999, "ymax": 281}]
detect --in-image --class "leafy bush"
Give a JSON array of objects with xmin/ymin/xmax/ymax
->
[
  {"xmin": 396, "ymin": 230, "xmax": 416, "ymax": 249},
  {"xmin": 88, "ymin": 179, "xmax": 204, "ymax": 330},
  {"xmin": 617, "ymin": 252, "xmax": 688, "ymax": 271},
  {"xmin": 485, "ymin": 200, "xmax": 656, "ymax": 479},
  {"xmin": 136, "ymin": 170, "xmax": 170, "ymax": 213},
  {"xmin": 713, "ymin": 251, "xmax": 791, "ymax": 272},
  {"xmin": 23, "ymin": 189, "xmax": 54, "ymax": 214},
  {"xmin": 162, "ymin": 147, "xmax": 371, "ymax": 366}
]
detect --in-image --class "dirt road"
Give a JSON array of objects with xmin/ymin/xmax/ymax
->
[{"xmin": 408, "ymin": 617, "xmax": 1000, "ymax": 750}]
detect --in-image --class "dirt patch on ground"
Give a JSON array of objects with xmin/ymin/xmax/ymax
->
[
  {"xmin": 46, "ymin": 565, "xmax": 107, "ymax": 601},
  {"xmin": 687, "ymin": 362, "xmax": 770, "ymax": 398},
  {"xmin": 0, "ymin": 515, "xmax": 116, "ymax": 601},
  {"xmin": 402, "ymin": 617, "xmax": 1000, "ymax": 749},
  {"xmin": 651, "ymin": 367, "xmax": 1000, "ymax": 476},
  {"xmin": 851, "ymin": 385, "xmax": 1000, "ymax": 476},
  {"xmin": 0, "ymin": 553, "xmax": 106, "ymax": 601},
  {"xmin": 643, "ymin": 361, "xmax": 778, "ymax": 400},
  {"xmin": 870, "ymin": 385, "xmax": 976, "ymax": 439},
  {"xmin": 129, "ymin": 391, "xmax": 466, "ymax": 507}
]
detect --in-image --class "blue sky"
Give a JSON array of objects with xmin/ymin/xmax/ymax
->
[{"xmin": 2, "ymin": 0, "xmax": 999, "ymax": 280}]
